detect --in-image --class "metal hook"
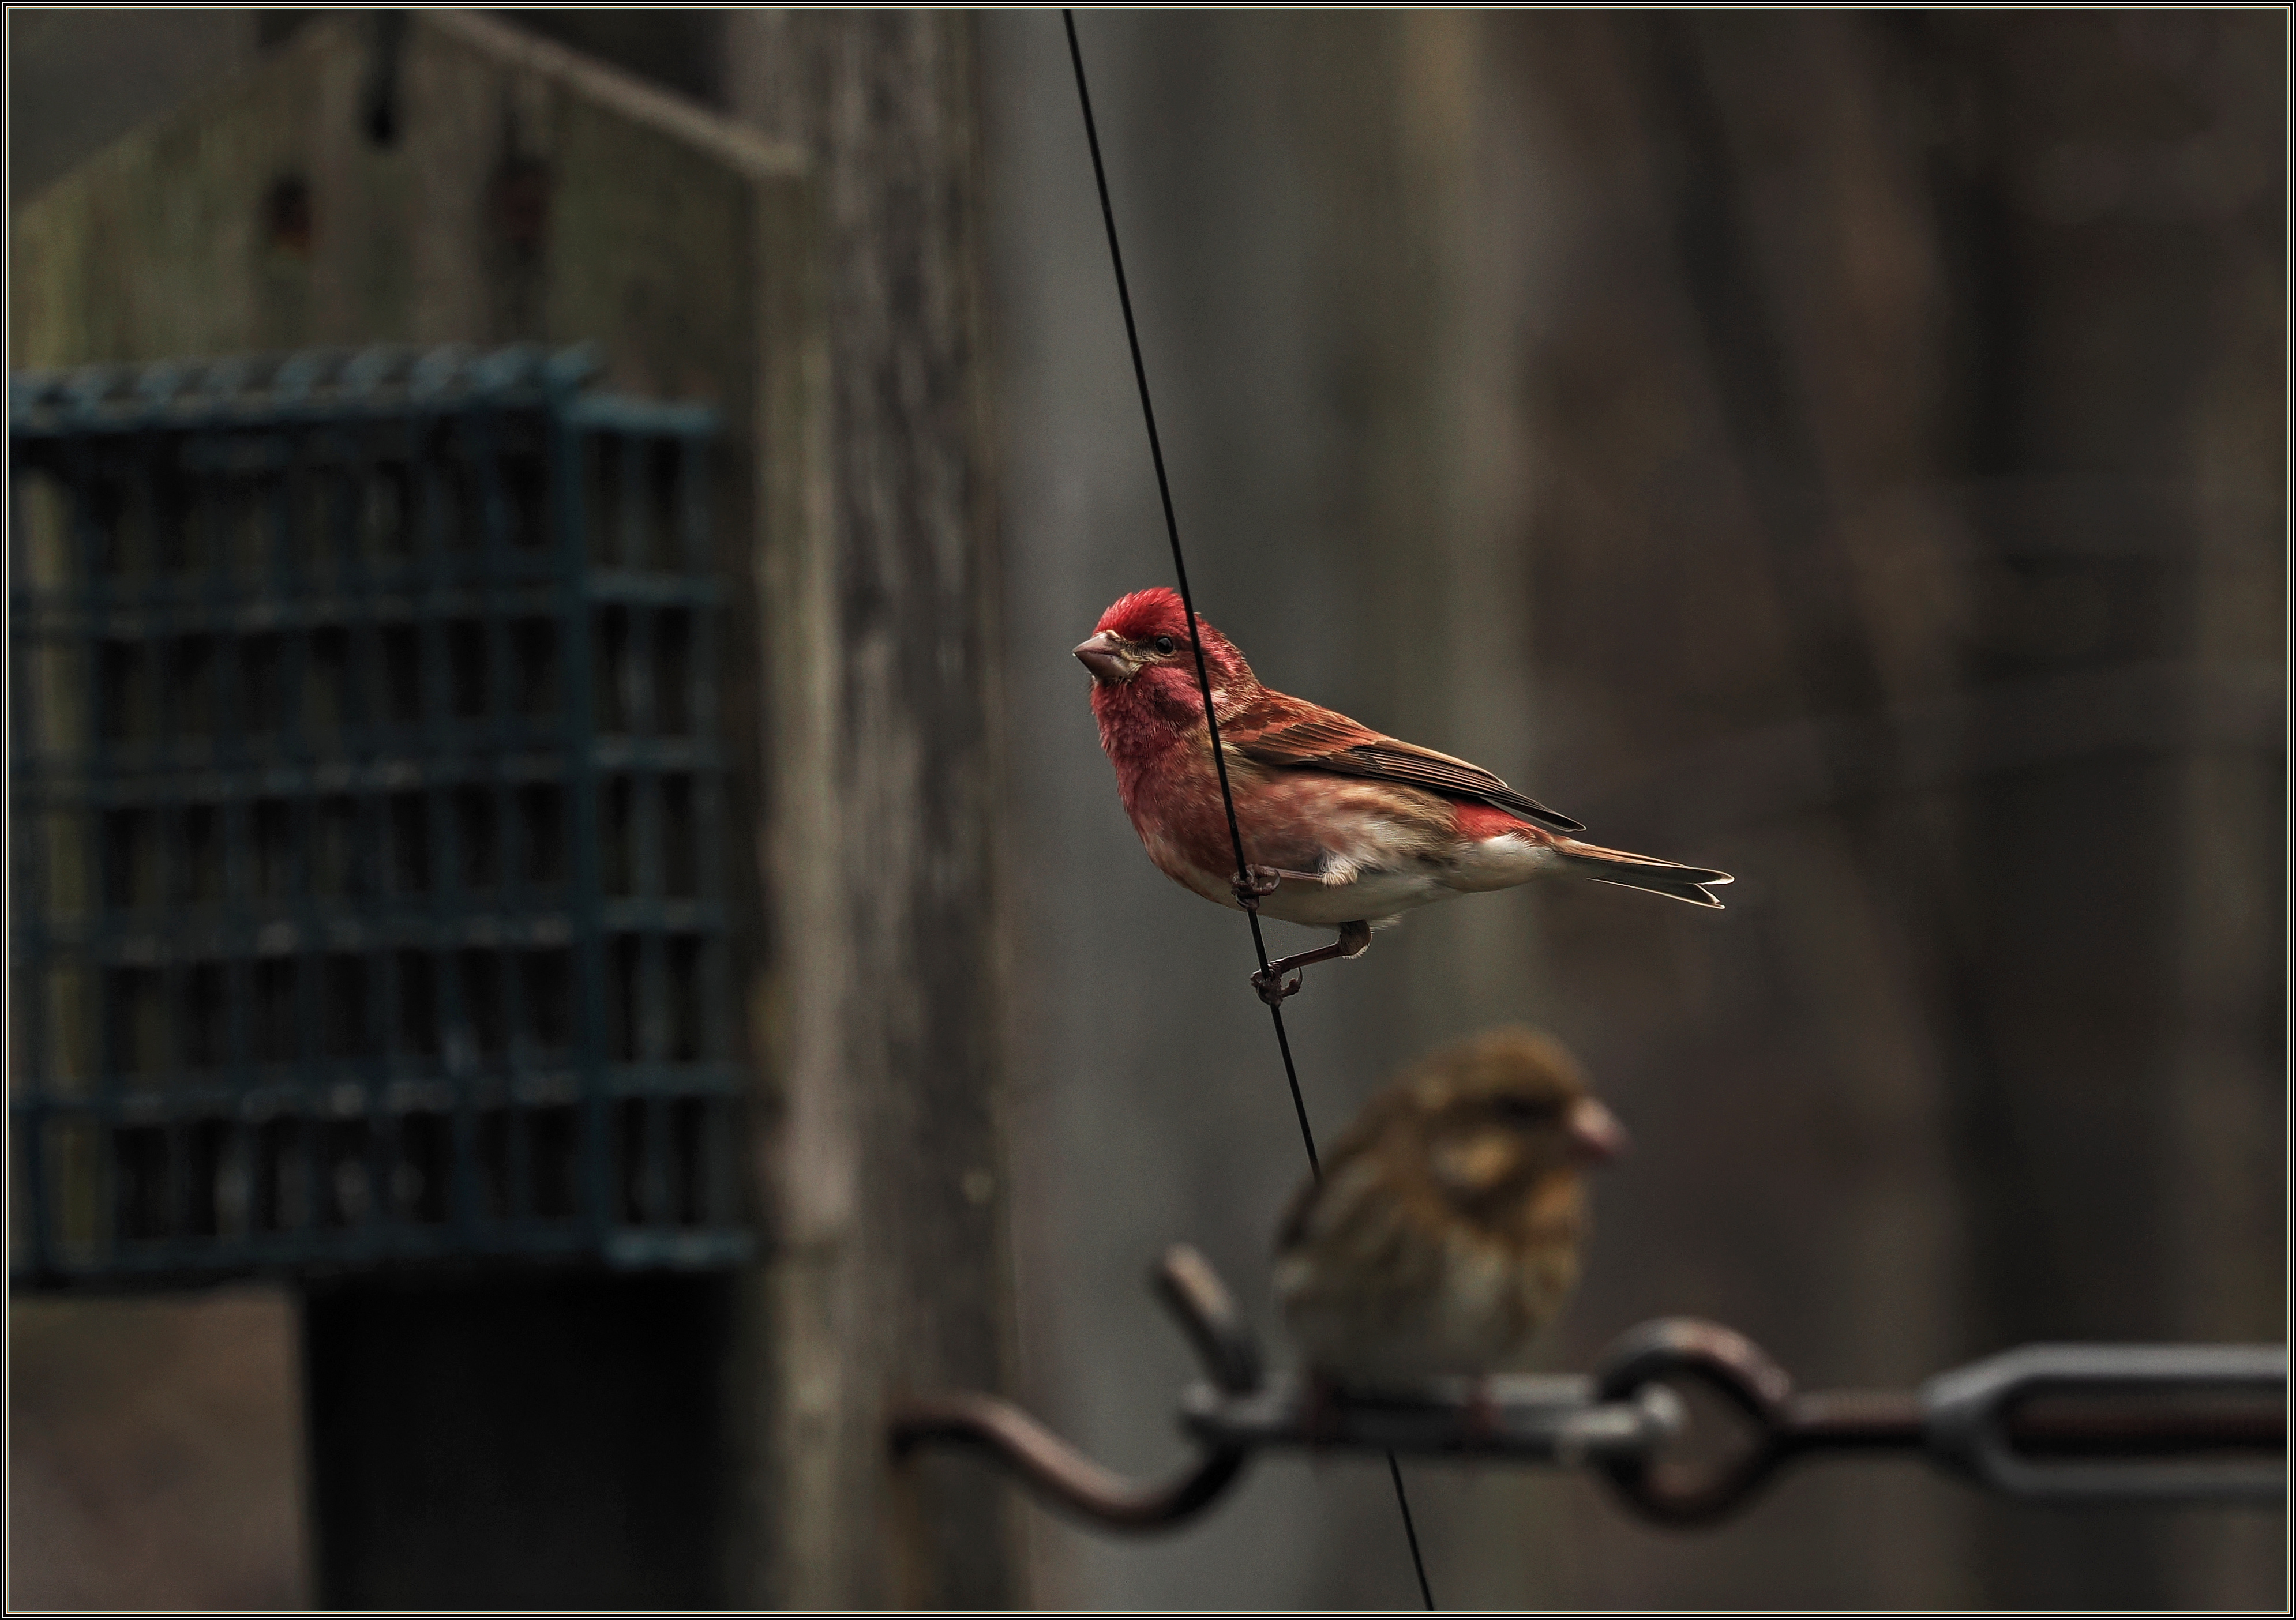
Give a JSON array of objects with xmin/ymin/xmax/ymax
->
[
  {"xmin": 890, "ymin": 1256, "xmax": 2285, "ymax": 1534},
  {"xmin": 887, "ymin": 1389, "xmax": 1249, "ymax": 1530},
  {"xmin": 1152, "ymin": 1243, "xmax": 1263, "ymax": 1396},
  {"xmin": 887, "ymin": 1246, "xmax": 1257, "ymax": 1531},
  {"xmin": 888, "ymin": 1245, "xmax": 1683, "ymax": 1529}
]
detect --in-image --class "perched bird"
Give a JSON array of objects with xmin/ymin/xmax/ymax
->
[
  {"xmin": 1273, "ymin": 1026, "xmax": 1625, "ymax": 1389},
  {"xmin": 1076, "ymin": 587, "xmax": 1731, "ymax": 1001}
]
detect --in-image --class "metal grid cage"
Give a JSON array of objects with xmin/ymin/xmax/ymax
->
[{"xmin": 9, "ymin": 345, "xmax": 749, "ymax": 1287}]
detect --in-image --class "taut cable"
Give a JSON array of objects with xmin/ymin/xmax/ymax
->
[{"xmin": 1061, "ymin": 13, "xmax": 1433, "ymax": 1606}]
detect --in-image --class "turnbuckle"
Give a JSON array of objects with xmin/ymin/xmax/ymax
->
[{"xmin": 888, "ymin": 1247, "xmax": 2286, "ymax": 1532}]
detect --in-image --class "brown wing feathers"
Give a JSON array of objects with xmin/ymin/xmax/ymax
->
[
  {"xmin": 1343, "ymin": 746, "xmax": 1585, "ymax": 832},
  {"xmin": 1225, "ymin": 702, "xmax": 1587, "ymax": 833}
]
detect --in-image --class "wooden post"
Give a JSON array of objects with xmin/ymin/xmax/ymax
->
[
  {"xmin": 725, "ymin": 12, "xmax": 1018, "ymax": 1608},
  {"xmin": 10, "ymin": 10, "xmax": 1014, "ymax": 1606}
]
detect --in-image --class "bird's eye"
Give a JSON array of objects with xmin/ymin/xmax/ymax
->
[
  {"xmin": 1493, "ymin": 1096, "xmax": 1562, "ymax": 1126},
  {"xmin": 1153, "ymin": 634, "xmax": 1177, "ymax": 655}
]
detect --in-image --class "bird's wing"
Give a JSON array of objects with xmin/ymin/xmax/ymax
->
[{"xmin": 1223, "ymin": 694, "xmax": 1586, "ymax": 833}]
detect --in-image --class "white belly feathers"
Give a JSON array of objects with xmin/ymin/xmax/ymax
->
[{"xmin": 1180, "ymin": 826, "xmax": 1561, "ymax": 927}]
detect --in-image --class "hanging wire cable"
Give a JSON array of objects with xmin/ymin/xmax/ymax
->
[
  {"xmin": 1056, "ymin": 11, "xmax": 1316, "ymax": 1177},
  {"xmin": 1061, "ymin": 13, "xmax": 1434, "ymax": 1607}
]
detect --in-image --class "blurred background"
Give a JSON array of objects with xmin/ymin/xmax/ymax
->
[{"xmin": 9, "ymin": 8, "xmax": 2284, "ymax": 1611}]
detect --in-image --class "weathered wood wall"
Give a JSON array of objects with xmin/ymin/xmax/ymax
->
[
  {"xmin": 724, "ymin": 10, "xmax": 1018, "ymax": 1608},
  {"xmin": 10, "ymin": 11, "xmax": 1015, "ymax": 1606}
]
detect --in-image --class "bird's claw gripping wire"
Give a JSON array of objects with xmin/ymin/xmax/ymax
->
[
  {"xmin": 1251, "ymin": 964, "xmax": 1306, "ymax": 1006},
  {"xmin": 1230, "ymin": 866, "xmax": 1289, "ymax": 911},
  {"xmin": 1248, "ymin": 920, "xmax": 1372, "ymax": 1006}
]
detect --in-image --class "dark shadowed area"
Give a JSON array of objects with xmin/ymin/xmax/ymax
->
[{"xmin": 9, "ymin": 9, "xmax": 2284, "ymax": 1611}]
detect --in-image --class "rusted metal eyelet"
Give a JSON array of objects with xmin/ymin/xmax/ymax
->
[{"xmin": 1592, "ymin": 1318, "xmax": 1797, "ymax": 1525}]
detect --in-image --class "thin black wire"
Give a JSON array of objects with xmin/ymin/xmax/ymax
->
[
  {"xmin": 1387, "ymin": 1452, "xmax": 1433, "ymax": 1606},
  {"xmin": 1058, "ymin": 10, "xmax": 1320, "ymax": 1179},
  {"xmin": 1062, "ymin": 13, "xmax": 1432, "ymax": 1609}
]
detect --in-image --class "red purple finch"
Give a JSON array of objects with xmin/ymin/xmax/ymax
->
[
  {"xmin": 1274, "ymin": 1027, "xmax": 1625, "ymax": 1387},
  {"xmin": 1076, "ymin": 587, "xmax": 1731, "ymax": 1000}
]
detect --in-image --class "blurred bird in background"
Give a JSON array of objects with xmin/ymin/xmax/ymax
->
[
  {"xmin": 1273, "ymin": 1027, "xmax": 1625, "ymax": 1390},
  {"xmin": 1076, "ymin": 588, "xmax": 1732, "ymax": 1002}
]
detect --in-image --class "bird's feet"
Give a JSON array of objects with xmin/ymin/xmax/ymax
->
[
  {"xmin": 1250, "ymin": 963, "xmax": 1306, "ymax": 1006},
  {"xmin": 1230, "ymin": 866, "xmax": 1286, "ymax": 911},
  {"xmin": 1248, "ymin": 920, "xmax": 1372, "ymax": 1007}
]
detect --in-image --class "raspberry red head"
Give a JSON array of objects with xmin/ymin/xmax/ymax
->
[
  {"xmin": 1094, "ymin": 585, "xmax": 1192, "ymax": 643},
  {"xmin": 1075, "ymin": 587, "xmax": 1257, "ymax": 723}
]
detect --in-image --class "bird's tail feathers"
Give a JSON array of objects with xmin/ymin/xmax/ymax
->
[{"xmin": 1556, "ymin": 840, "xmax": 1732, "ymax": 909}]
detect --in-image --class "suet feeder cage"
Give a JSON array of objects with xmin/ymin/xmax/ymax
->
[{"xmin": 9, "ymin": 344, "xmax": 749, "ymax": 1288}]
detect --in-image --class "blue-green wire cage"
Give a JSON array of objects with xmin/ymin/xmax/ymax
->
[{"xmin": 9, "ymin": 345, "xmax": 751, "ymax": 1287}]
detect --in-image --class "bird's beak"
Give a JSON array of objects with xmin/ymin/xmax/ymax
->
[
  {"xmin": 1565, "ymin": 1098, "xmax": 1630, "ymax": 1164},
  {"xmin": 1074, "ymin": 630, "xmax": 1131, "ymax": 684}
]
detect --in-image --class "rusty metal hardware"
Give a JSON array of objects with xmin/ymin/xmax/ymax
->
[
  {"xmin": 1922, "ymin": 1341, "xmax": 2287, "ymax": 1505},
  {"xmin": 889, "ymin": 1246, "xmax": 1256, "ymax": 1529},
  {"xmin": 1594, "ymin": 1318, "xmax": 2287, "ymax": 1523},
  {"xmin": 1181, "ymin": 1374, "xmax": 1683, "ymax": 1464},
  {"xmin": 888, "ymin": 1248, "xmax": 2286, "ymax": 1533},
  {"xmin": 887, "ymin": 1386, "xmax": 1250, "ymax": 1531}
]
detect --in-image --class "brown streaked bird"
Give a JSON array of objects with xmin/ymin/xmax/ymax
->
[{"xmin": 1274, "ymin": 1027, "xmax": 1625, "ymax": 1389}]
